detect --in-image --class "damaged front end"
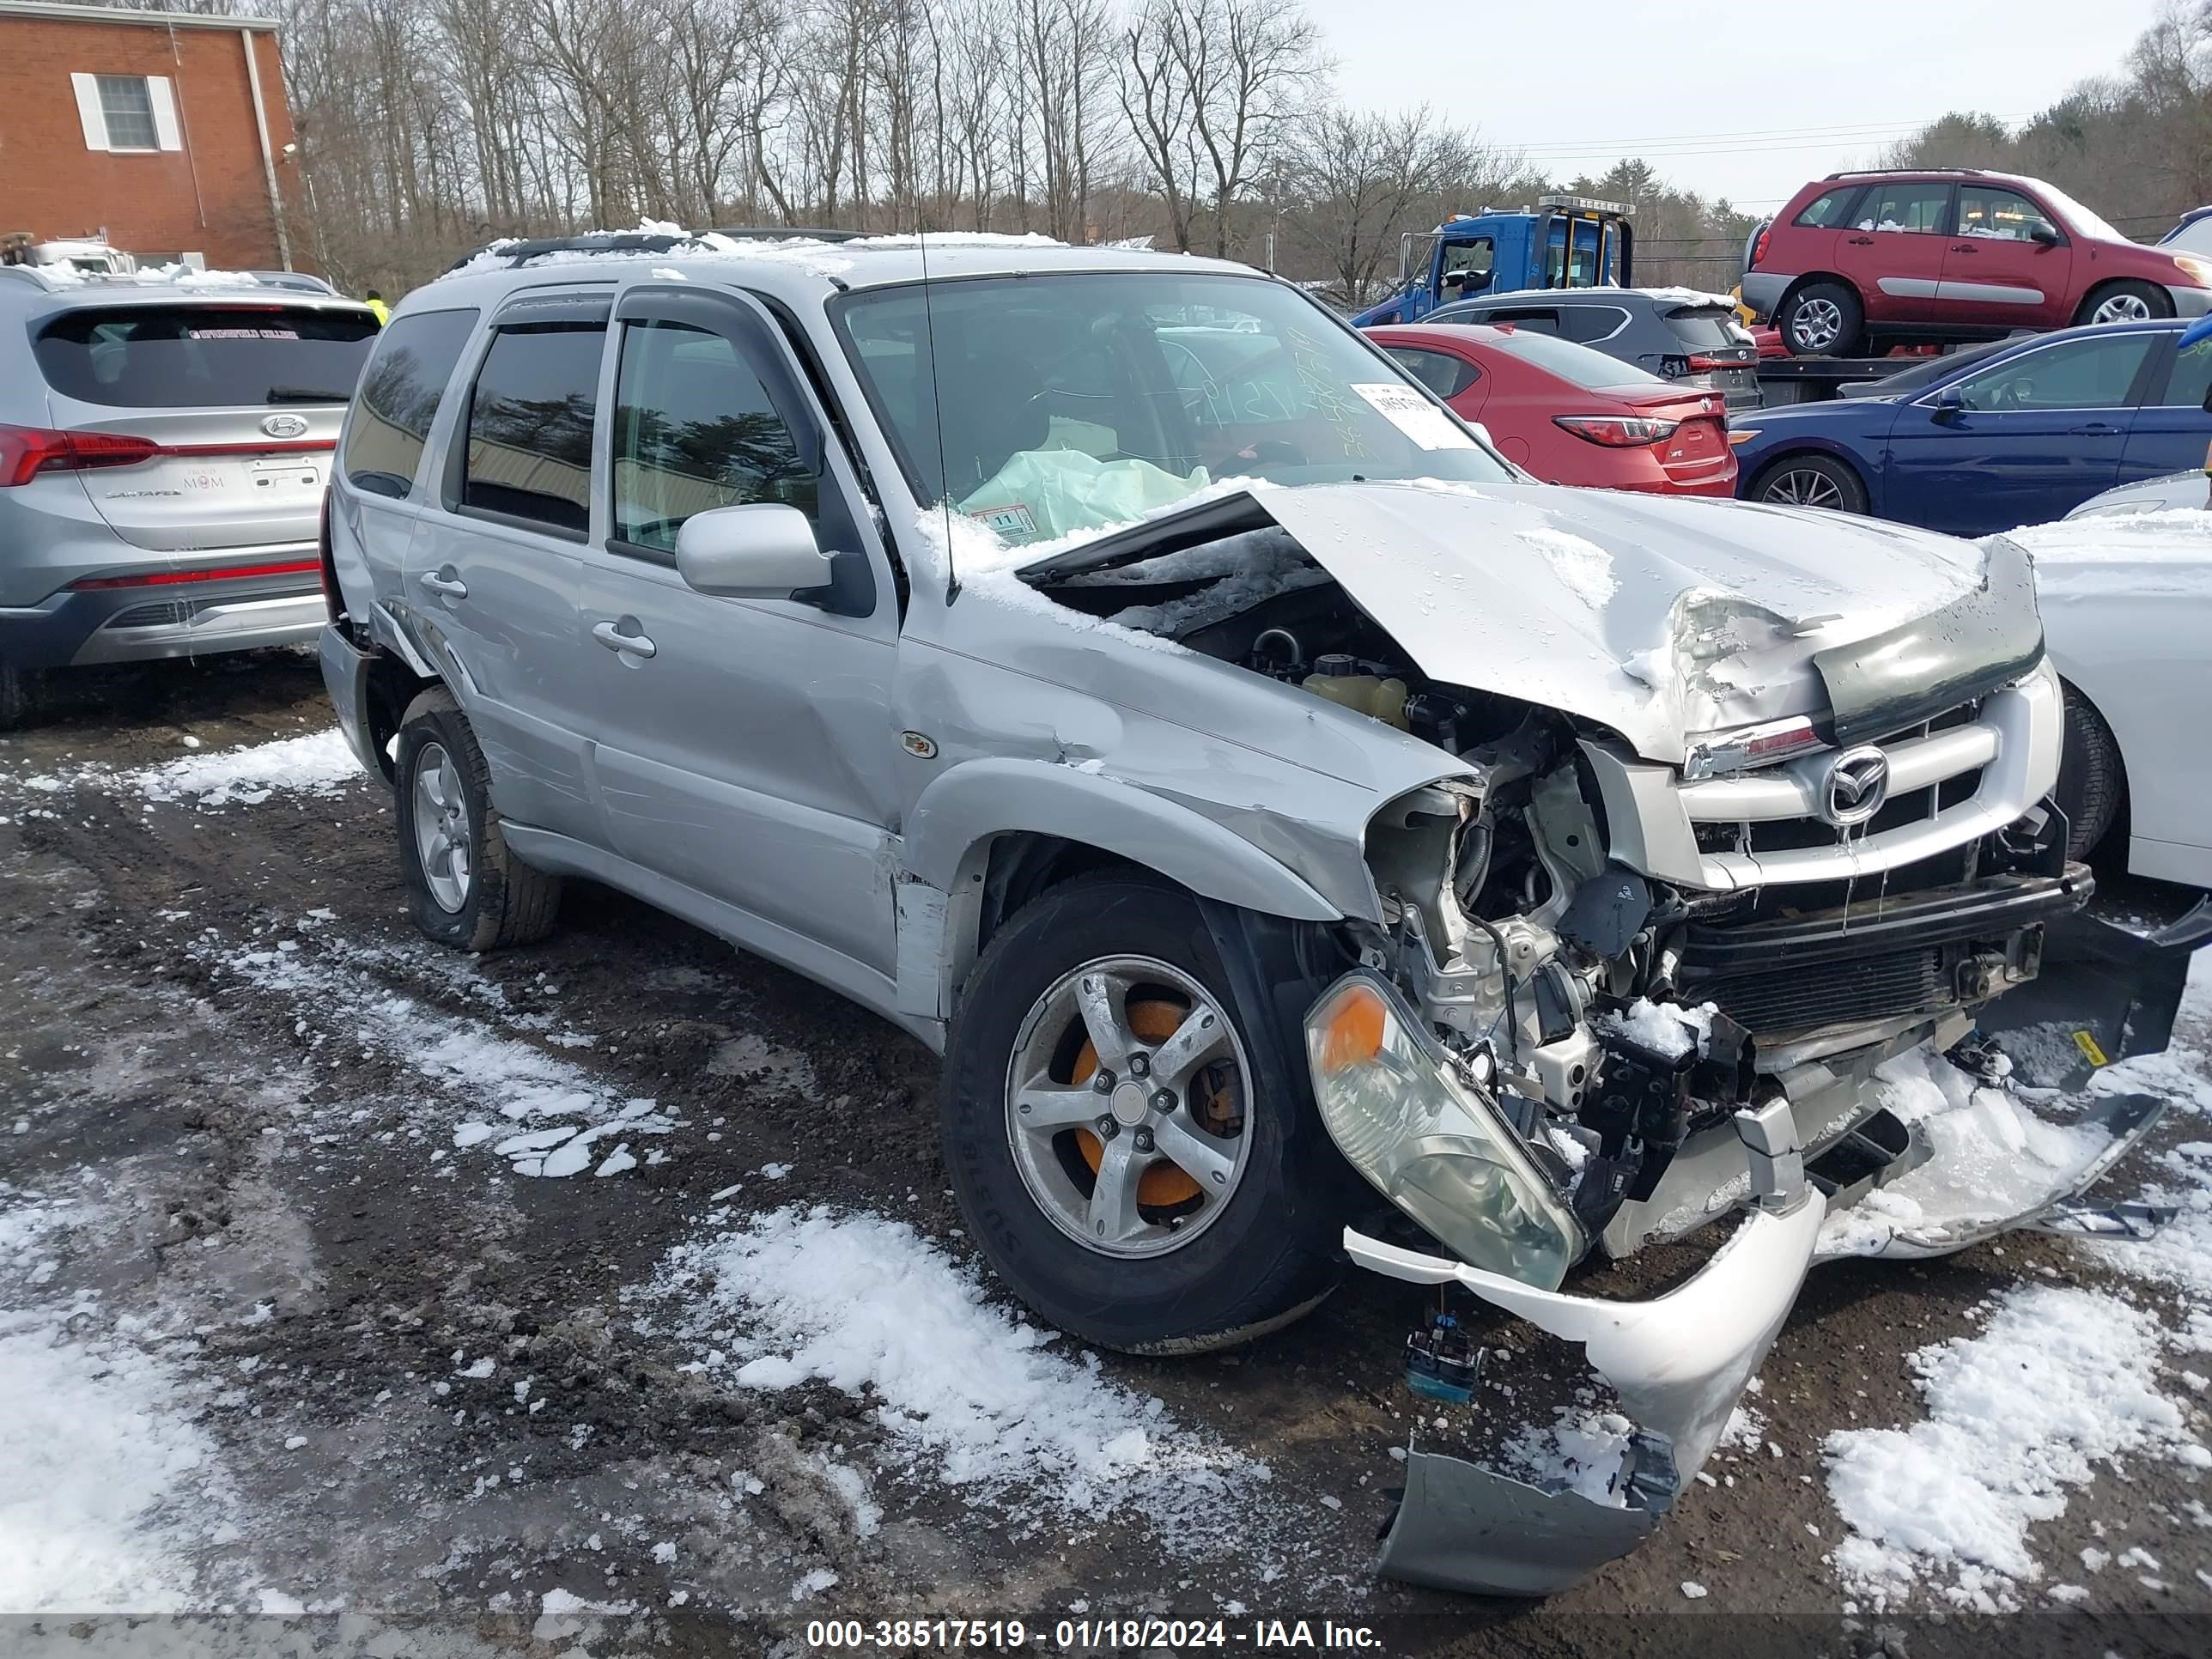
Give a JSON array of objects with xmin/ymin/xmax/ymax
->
[{"xmin": 1017, "ymin": 483, "xmax": 2199, "ymax": 1594}]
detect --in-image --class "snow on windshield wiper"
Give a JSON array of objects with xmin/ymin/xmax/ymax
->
[{"xmin": 264, "ymin": 386, "xmax": 353, "ymax": 404}]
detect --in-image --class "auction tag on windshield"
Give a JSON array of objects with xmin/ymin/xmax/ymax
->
[
  {"xmin": 1350, "ymin": 382, "xmax": 1477, "ymax": 451},
  {"xmin": 967, "ymin": 501, "xmax": 1037, "ymax": 538}
]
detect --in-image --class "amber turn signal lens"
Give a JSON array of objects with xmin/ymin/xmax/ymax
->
[{"xmin": 1317, "ymin": 985, "xmax": 1387, "ymax": 1075}]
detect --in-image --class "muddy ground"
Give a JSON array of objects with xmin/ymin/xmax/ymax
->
[{"xmin": 3, "ymin": 653, "xmax": 2209, "ymax": 1659}]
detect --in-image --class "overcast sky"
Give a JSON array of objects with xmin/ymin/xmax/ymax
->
[{"xmin": 1305, "ymin": 0, "xmax": 2166, "ymax": 211}]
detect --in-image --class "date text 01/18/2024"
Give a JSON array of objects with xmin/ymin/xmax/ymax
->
[{"xmin": 802, "ymin": 1619, "xmax": 1384, "ymax": 1650}]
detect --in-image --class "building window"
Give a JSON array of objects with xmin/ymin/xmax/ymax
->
[
  {"xmin": 70, "ymin": 72, "xmax": 180, "ymax": 153},
  {"xmin": 97, "ymin": 76, "xmax": 157, "ymax": 149}
]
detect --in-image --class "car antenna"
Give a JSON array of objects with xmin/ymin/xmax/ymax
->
[{"xmin": 916, "ymin": 206, "xmax": 957, "ymax": 605}]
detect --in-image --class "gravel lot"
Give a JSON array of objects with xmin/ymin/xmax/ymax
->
[{"xmin": 4, "ymin": 652, "xmax": 2210, "ymax": 1656}]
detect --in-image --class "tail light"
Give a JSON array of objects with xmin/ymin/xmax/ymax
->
[
  {"xmin": 319, "ymin": 488, "xmax": 343, "ymax": 624},
  {"xmin": 1685, "ymin": 354, "xmax": 1742, "ymax": 372},
  {"xmin": 1553, "ymin": 415, "xmax": 1680, "ymax": 447},
  {"xmin": 0, "ymin": 422, "xmax": 159, "ymax": 487},
  {"xmin": 1752, "ymin": 228, "xmax": 1771, "ymax": 266}
]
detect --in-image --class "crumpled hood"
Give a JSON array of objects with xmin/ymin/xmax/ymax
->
[{"xmin": 1257, "ymin": 481, "xmax": 2008, "ymax": 762}]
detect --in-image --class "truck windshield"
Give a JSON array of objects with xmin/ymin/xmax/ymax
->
[{"xmin": 833, "ymin": 270, "xmax": 1513, "ymax": 546}]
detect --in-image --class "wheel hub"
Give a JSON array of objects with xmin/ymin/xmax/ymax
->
[{"xmin": 1109, "ymin": 1079, "xmax": 1152, "ymax": 1128}]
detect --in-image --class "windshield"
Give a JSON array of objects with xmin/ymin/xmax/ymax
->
[
  {"xmin": 2035, "ymin": 181, "xmax": 2129, "ymax": 245},
  {"xmin": 34, "ymin": 305, "xmax": 378, "ymax": 408},
  {"xmin": 1480, "ymin": 326, "xmax": 1667, "ymax": 390},
  {"xmin": 1857, "ymin": 340, "xmax": 2011, "ymax": 397},
  {"xmin": 832, "ymin": 270, "xmax": 1513, "ymax": 547}
]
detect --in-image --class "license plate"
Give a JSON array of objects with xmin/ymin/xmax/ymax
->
[{"xmin": 250, "ymin": 457, "xmax": 321, "ymax": 493}]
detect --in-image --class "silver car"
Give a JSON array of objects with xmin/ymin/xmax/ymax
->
[
  {"xmin": 319, "ymin": 234, "xmax": 2203, "ymax": 1595},
  {"xmin": 0, "ymin": 265, "xmax": 378, "ymax": 726}
]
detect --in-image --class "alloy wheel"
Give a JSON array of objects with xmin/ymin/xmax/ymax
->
[
  {"xmin": 1004, "ymin": 955, "xmax": 1252, "ymax": 1259},
  {"xmin": 1791, "ymin": 297, "xmax": 1843, "ymax": 352},
  {"xmin": 1763, "ymin": 466, "xmax": 1848, "ymax": 511},
  {"xmin": 411, "ymin": 741, "xmax": 473, "ymax": 914},
  {"xmin": 2090, "ymin": 292, "xmax": 2153, "ymax": 325}
]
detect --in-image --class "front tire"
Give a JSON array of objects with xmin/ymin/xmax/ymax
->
[
  {"xmin": 2054, "ymin": 688, "xmax": 2124, "ymax": 860},
  {"xmin": 2075, "ymin": 280, "xmax": 2172, "ymax": 327},
  {"xmin": 394, "ymin": 686, "xmax": 562, "ymax": 951},
  {"xmin": 940, "ymin": 873, "xmax": 1341, "ymax": 1353},
  {"xmin": 1752, "ymin": 452, "xmax": 1869, "ymax": 514},
  {"xmin": 1780, "ymin": 280, "xmax": 1864, "ymax": 356}
]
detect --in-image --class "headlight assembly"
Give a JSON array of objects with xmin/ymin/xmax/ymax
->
[{"xmin": 1305, "ymin": 973, "xmax": 1583, "ymax": 1290}]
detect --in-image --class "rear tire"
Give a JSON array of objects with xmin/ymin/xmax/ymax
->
[
  {"xmin": 0, "ymin": 661, "xmax": 33, "ymax": 732},
  {"xmin": 394, "ymin": 686, "xmax": 562, "ymax": 951},
  {"xmin": 1780, "ymin": 280, "xmax": 1864, "ymax": 356},
  {"xmin": 1752, "ymin": 452, "xmax": 1869, "ymax": 514},
  {"xmin": 2054, "ymin": 687, "xmax": 2124, "ymax": 861},
  {"xmin": 2075, "ymin": 280, "xmax": 2172, "ymax": 327},
  {"xmin": 940, "ymin": 872, "xmax": 1341, "ymax": 1353}
]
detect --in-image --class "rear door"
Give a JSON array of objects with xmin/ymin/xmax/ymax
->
[
  {"xmin": 2117, "ymin": 329, "xmax": 2212, "ymax": 484},
  {"xmin": 1844, "ymin": 180, "xmax": 1954, "ymax": 328},
  {"xmin": 576, "ymin": 284, "xmax": 902, "ymax": 976},
  {"xmin": 1883, "ymin": 331, "xmax": 2162, "ymax": 533},
  {"xmin": 404, "ymin": 293, "xmax": 610, "ymax": 842},
  {"xmin": 1939, "ymin": 184, "xmax": 2074, "ymax": 331},
  {"xmin": 31, "ymin": 300, "xmax": 377, "ymax": 554}
]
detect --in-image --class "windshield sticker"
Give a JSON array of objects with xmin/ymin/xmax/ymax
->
[
  {"xmin": 1350, "ymin": 382, "xmax": 1477, "ymax": 451},
  {"xmin": 968, "ymin": 501, "xmax": 1038, "ymax": 538},
  {"xmin": 185, "ymin": 327, "xmax": 303, "ymax": 340}
]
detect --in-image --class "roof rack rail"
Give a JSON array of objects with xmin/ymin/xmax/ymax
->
[
  {"xmin": 444, "ymin": 225, "xmax": 865, "ymax": 274},
  {"xmin": 1821, "ymin": 167, "xmax": 1996, "ymax": 180}
]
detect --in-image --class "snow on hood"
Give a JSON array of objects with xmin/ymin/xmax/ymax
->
[{"xmin": 1253, "ymin": 482, "xmax": 1999, "ymax": 761}]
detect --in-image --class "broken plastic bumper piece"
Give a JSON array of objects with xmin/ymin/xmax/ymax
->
[{"xmin": 1346, "ymin": 1101, "xmax": 1824, "ymax": 1595}]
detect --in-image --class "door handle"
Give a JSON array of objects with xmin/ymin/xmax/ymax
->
[
  {"xmin": 1848, "ymin": 235, "xmax": 1875, "ymax": 246},
  {"xmin": 1949, "ymin": 243, "xmax": 1978, "ymax": 253},
  {"xmin": 2067, "ymin": 422, "xmax": 2122, "ymax": 436},
  {"xmin": 416, "ymin": 569, "xmax": 467, "ymax": 599},
  {"xmin": 592, "ymin": 619, "xmax": 657, "ymax": 659}
]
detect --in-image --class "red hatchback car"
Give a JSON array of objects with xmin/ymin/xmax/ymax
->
[
  {"xmin": 1366, "ymin": 322, "xmax": 1736, "ymax": 496},
  {"xmin": 1743, "ymin": 168, "xmax": 2212, "ymax": 356}
]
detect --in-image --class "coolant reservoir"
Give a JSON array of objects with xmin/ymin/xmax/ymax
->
[{"xmin": 1303, "ymin": 653, "xmax": 1411, "ymax": 730}]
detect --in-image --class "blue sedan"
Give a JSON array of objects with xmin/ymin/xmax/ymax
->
[{"xmin": 1730, "ymin": 319, "xmax": 2212, "ymax": 535}]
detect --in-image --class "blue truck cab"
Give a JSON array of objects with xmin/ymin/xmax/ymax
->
[{"xmin": 1350, "ymin": 196, "xmax": 1636, "ymax": 327}]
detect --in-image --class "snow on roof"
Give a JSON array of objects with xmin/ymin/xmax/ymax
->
[{"xmin": 439, "ymin": 219, "xmax": 1073, "ymax": 283}]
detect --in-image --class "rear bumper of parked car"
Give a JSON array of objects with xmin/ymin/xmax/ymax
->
[{"xmin": 0, "ymin": 562, "xmax": 323, "ymax": 668}]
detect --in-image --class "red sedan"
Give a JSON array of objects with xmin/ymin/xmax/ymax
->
[{"xmin": 1366, "ymin": 322, "xmax": 1737, "ymax": 497}]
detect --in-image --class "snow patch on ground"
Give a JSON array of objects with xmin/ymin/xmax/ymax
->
[
  {"xmin": 649, "ymin": 1206, "xmax": 1267, "ymax": 1531},
  {"xmin": 0, "ymin": 1194, "xmax": 241, "ymax": 1612},
  {"xmin": 199, "ymin": 927, "xmax": 673, "ymax": 1176},
  {"xmin": 125, "ymin": 729, "xmax": 361, "ymax": 807},
  {"xmin": 1825, "ymin": 1284, "xmax": 2202, "ymax": 1613}
]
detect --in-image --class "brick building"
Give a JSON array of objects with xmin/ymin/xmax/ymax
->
[{"xmin": 0, "ymin": 2, "xmax": 301, "ymax": 272}]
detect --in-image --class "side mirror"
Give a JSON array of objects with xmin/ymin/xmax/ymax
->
[
  {"xmin": 676, "ymin": 504, "xmax": 835, "ymax": 599},
  {"xmin": 2028, "ymin": 221, "xmax": 2062, "ymax": 246},
  {"xmin": 1931, "ymin": 386, "xmax": 1966, "ymax": 424}
]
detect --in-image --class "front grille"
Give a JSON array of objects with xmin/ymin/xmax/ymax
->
[{"xmin": 1696, "ymin": 944, "xmax": 1949, "ymax": 1032}]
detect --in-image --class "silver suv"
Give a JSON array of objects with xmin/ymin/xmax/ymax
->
[
  {"xmin": 0, "ymin": 265, "xmax": 378, "ymax": 726},
  {"xmin": 319, "ymin": 234, "xmax": 2197, "ymax": 1595}
]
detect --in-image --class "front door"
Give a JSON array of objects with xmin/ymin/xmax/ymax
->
[
  {"xmin": 404, "ymin": 306, "xmax": 610, "ymax": 841},
  {"xmin": 575, "ymin": 286, "xmax": 902, "ymax": 977},
  {"xmin": 1844, "ymin": 179, "xmax": 1954, "ymax": 333},
  {"xmin": 1884, "ymin": 330, "xmax": 2161, "ymax": 534},
  {"xmin": 1937, "ymin": 183, "xmax": 2074, "ymax": 331}
]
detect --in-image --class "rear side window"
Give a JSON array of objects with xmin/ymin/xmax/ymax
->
[
  {"xmin": 2156, "ymin": 338, "xmax": 2212, "ymax": 409},
  {"xmin": 1484, "ymin": 328, "xmax": 1667, "ymax": 389},
  {"xmin": 459, "ymin": 324, "xmax": 605, "ymax": 535},
  {"xmin": 1485, "ymin": 308, "xmax": 1563, "ymax": 336},
  {"xmin": 1560, "ymin": 307, "xmax": 1628, "ymax": 344},
  {"xmin": 1661, "ymin": 307, "xmax": 1743, "ymax": 349},
  {"xmin": 343, "ymin": 308, "xmax": 478, "ymax": 501},
  {"xmin": 611, "ymin": 320, "xmax": 818, "ymax": 554},
  {"xmin": 1792, "ymin": 187, "xmax": 1863, "ymax": 228},
  {"xmin": 1382, "ymin": 347, "xmax": 1479, "ymax": 399},
  {"xmin": 1859, "ymin": 184, "xmax": 1951, "ymax": 234},
  {"xmin": 33, "ymin": 305, "xmax": 378, "ymax": 408}
]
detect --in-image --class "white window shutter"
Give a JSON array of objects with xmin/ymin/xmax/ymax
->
[
  {"xmin": 71, "ymin": 73, "xmax": 109, "ymax": 151},
  {"xmin": 149, "ymin": 77, "xmax": 181, "ymax": 151}
]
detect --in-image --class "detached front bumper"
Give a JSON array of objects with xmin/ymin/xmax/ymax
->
[{"xmin": 1342, "ymin": 1104, "xmax": 1822, "ymax": 1595}]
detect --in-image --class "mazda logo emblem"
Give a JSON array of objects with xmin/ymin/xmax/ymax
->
[
  {"xmin": 1821, "ymin": 745, "xmax": 1891, "ymax": 828},
  {"xmin": 260, "ymin": 412, "xmax": 310, "ymax": 439}
]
